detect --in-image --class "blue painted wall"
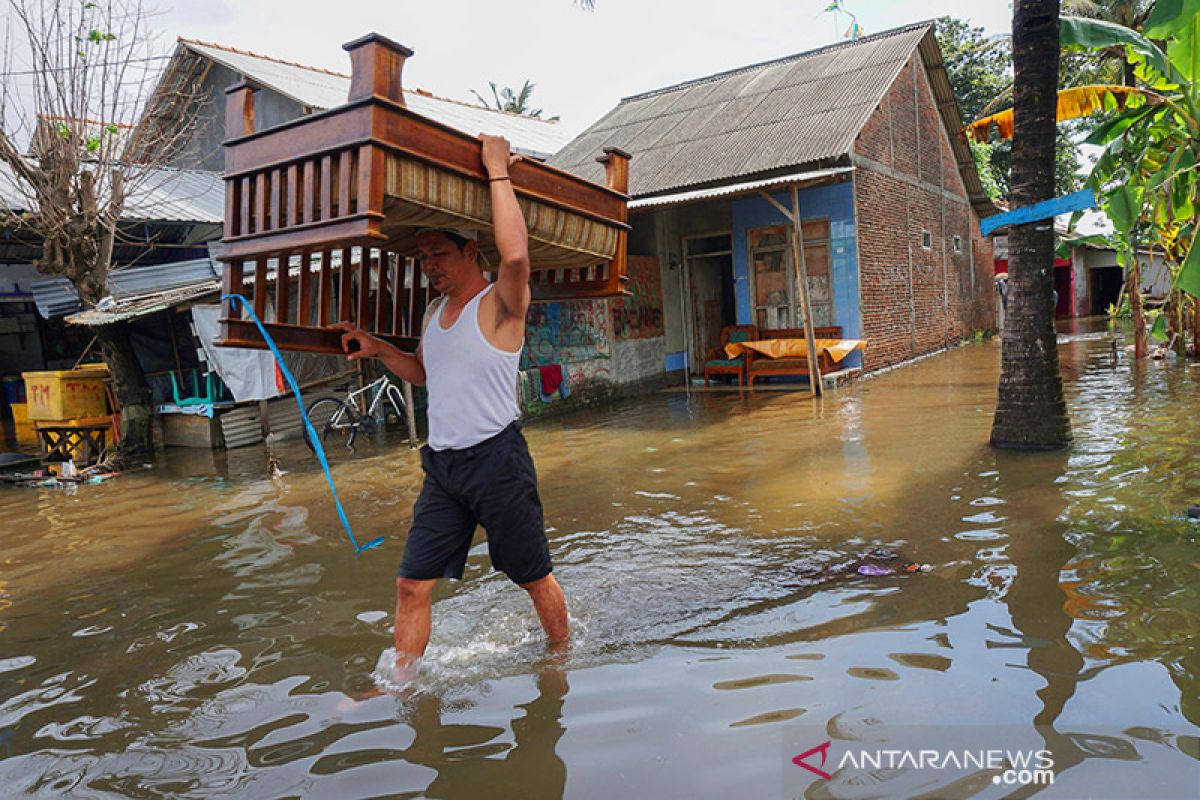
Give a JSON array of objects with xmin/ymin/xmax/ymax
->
[{"xmin": 730, "ymin": 180, "xmax": 861, "ymax": 369}]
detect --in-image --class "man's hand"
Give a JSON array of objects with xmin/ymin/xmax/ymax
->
[
  {"xmin": 328, "ymin": 321, "xmax": 427, "ymax": 386},
  {"xmin": 480, "ymin": 133, "xmax": 521, "ymax": 178},
  {"xmin": 329, "ymin": 321, "xmax": 383, "ymax": 361}
]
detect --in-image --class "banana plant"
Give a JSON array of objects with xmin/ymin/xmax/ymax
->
[{"xmin": 1061, "ymin": 4, "xmax": 1200, "ymax": 355}]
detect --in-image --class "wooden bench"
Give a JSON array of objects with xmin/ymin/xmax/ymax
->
[{"xmin": 745, "ymin": 326, "xmax": 842, "ymax": 387}]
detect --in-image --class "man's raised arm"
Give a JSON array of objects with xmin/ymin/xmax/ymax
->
[{"xmin": 481, "ymin": 134, "xmax": 531, "ymax": 320}]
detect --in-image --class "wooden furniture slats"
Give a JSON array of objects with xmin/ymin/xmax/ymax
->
[
  {"xmin": 302, "ymin": 160, "xmax": 317, "ymax": 225},
  {"xmin": 317, "ymin": 249, "xmax": 333, "ymax": 327},
  {"xmin": 357, "ymin": 251, "xmax": 374, "ymax": 329},
  {"xmin": 253, "ymin": 260, "xmax": 268, "ymax": 319},
  {"xmin": 375, "ymin": 252, "xmax": 389, "ymax": 334},
  {"xmin": 287, "ymin": 164, "xmax": 300, "ymax": 226},
  {"xmin": 275, "ymin": 256, "xmax": 291, "ymax": 324},
  {"xmin": 320, "ymin": 154, "xmax": 334, "ymax": 221},
  {"xmin": 268, "ymin": 168, "xmax": 281, "ymax": 231},
  {"xmin": 391, "ymin": 255, "xmax": 405, "ymax": 335},
  {"xmin": 239, "ymin": 176, "xmax": 251, "ymax": 237},
  {"xmin": 297, "ymin": 251, "xmax": 313, "ymax": 328},
  {"xmin": 338, "ymin": 150, "xmax": 353, "ymax": 218},
  {"xmin": 254, "ymin": 172, "xmax": 267, "ymax": 234},
  {"xmin": 338, "ymin": 247, "xmax": 354, "ymax": 322}
]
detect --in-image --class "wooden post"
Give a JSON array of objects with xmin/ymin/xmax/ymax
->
[
  {"xmin": 221, "ymin": 260, "xmax": 244, "ymax": 327},
  {"xmin": 213, "ymin": 60, "xmax": 250, "ymax": 363},
  {"xmin": 758, "ymin": 186, "xmax": 822, "ymax": 397},
  {"xmin": 343, "ymin": 33, "xmax": 414, "ymax": 105},
  {"xmin": 224, "ymin": 81, "xmax": 257, "ymax": 140},
  {"xmin": 789, "ymin": 185, "xmax": 821, "ymax": 397},
  {"xmin": 597, "ymin": 146, "xmax": 632, "ymax": 295}
]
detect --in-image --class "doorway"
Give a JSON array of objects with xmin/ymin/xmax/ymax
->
[
  {"xmin": 684, "ymin": 233, "xmax": 734, "ymax": 373},
  {"xmin": 1089, "ymin": 266, "xmax": 1123, "ymax": 316}
]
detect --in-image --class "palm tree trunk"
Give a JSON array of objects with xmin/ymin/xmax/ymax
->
[{"xmin": 991, "ymin": 0, "xmax": 1072, "ymax": 450}]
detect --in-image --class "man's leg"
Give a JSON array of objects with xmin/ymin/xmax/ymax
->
[
  {"xmin": 394, "ymin": 577, "xmax": 437, "ymax": 677},
  {"xmin": 520, "ymin": 573, "xmax": 569, "ymax": 644}
]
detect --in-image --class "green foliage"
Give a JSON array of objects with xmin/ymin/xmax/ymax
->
[
  {"xmin": 937, "ymin": 16, "xmax": 1083, "ymax": 200},
  {"xmin": 1066, "ymin": 10, "xmax": 1200, "ymax": 298},
  {"xmin": 470, "ymin": 80, "xmax": 556, "ymax": 120},
  {"xmin": 969, "ymin": 138, "xmax": 1003, "ymax": 202},
  {"xmin": 1144, "ymin": 0, "xmax": 1200, "ymax": 38},
  {"xmin": 935, "ymin": 17, "xmax": 1011, "ymax": 122},
  {"xmin": 1149, "ymin": 309, "xmax": 1170, "ymax": 340}
]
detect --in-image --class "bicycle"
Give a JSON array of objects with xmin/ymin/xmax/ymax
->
[{"xmin": 303, "ymin": 375, "xmax": 407, "ymax": 453}]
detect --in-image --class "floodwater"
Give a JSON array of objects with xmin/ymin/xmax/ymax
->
[{"xmin": 2, "ymin": 320, "xmax": 1199, "ymax": 799}]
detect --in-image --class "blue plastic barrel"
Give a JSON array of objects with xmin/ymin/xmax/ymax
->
[{"xmin": 1, "ymin": 376, "xmax": 24, "ymax": 405}]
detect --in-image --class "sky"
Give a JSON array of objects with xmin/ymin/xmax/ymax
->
[{"xmin": 156, "ymin": 0, "xmax": 1016, "ymax": 140}]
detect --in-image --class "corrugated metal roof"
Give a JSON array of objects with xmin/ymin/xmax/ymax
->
[
  {"xmin": 108, "ymin": 257, "xmax": 219, "ymax": 300},
  {"xmin": 30, "ymin": 256, "xmax": 219, "ymax": 320},
  {"xmin": 123, "ymin": 167, "xmax": 223, "ymax": 224},
  {"xmin": 179, "ymin": 40, "xmax": 571, "ymax": 158},
  {"xmin": 628, "ymin": 167, "xmax": 854, "ymax": 209},
  {"xmin": 0, "ymin": 159, "xmax": 222, "ymax": 224},
  {"xmin": 30, "ymin": 277, "xmax": 81, "ymax": 318},
  {"xmin": 548, "ymin": 23, "xmax": 931, "ymax": 198},
  {"xmin": 66, "ymin": 282, "xmax": 219, "ymax": 326}
]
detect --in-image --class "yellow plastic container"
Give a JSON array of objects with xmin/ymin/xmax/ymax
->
[
  {"xmin": 10, "ymin": 402, "xmax": 28, "ymax": 425},
  {"xmin": 22, "ymin": 365, "xmax": 110, "ymax": 421}
]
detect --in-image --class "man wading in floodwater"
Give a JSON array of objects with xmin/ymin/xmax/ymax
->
[{"xmin": 332, "ymin": 134, "xmax": 569, "ymax": 680}]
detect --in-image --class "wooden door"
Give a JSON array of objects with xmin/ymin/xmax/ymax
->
[{"xmin": 689, "ymin": 255, "xmax": 726, "ymax": 373}]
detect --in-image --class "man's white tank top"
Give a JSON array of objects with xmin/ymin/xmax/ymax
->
[{"xmin": 421, "ymin": 284, "xmax": 521, "ymax": 451}]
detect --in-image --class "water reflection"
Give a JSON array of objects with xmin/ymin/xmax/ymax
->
[
  {"xmin": 994, "ymin": 450, "xmax": 1088, "ymax": 793},
  {"xmin": 398, "ymin": 669, "xmax": 568, "ymax": 799}
]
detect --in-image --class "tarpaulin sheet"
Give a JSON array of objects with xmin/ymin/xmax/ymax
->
[{"xmin": 725, "ymin": 338, "xmax": 867, "ymax": 363}]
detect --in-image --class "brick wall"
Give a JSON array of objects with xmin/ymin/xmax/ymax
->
[{"xmin": 853, "ymin": 54, "xmax": 995, "ymax": 371}]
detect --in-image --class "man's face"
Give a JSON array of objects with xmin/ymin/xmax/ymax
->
[{"xmin": 416, "ymin": 231, "xmax": 478, "ymax": 294}]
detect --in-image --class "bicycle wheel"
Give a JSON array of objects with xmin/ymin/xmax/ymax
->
[{"xmin": 303, "ymin": 397, "xmax": 360, "ymax": 454}]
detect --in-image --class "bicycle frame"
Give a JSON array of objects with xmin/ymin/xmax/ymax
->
[{"xmin": 344, "ymin": 376, "xmax": 405, "ymax": 420}]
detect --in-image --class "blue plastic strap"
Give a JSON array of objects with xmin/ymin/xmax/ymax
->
[{"xmin": 221, "ymin": 294, "xmax": 383, "ymax": 553}]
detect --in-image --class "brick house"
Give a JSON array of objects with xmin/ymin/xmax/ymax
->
[{"xmin": 550, "ymin": 21, "xmax": 997, "ymax": 377}]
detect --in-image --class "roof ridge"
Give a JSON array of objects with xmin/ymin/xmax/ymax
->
[
  {"xmin": 178, "ymin": 37, "xmax": 353, "ymax": 79},
  {"xmin": 621, "ymin": 20, "xmax": 934, "ymax": 103},
  {"xmin": 178, "ymin": 37, "xmax": 559, "ymax": 125}
]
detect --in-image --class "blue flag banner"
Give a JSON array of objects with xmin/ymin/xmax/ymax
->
[{"xmin": 979, "ymin": 190, "xmax": 1097, "ymax": 237}]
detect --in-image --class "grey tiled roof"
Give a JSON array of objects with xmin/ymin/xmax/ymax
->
[{"xmin": 549, "ymin": 24, "xmax": 931, "ymax": 198}]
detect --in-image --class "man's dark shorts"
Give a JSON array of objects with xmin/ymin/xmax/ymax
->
[{"xmin": 399, "ymin": 421, "xmax": 552, "ymax": 585}]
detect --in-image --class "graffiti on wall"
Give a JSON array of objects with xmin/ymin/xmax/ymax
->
[
  {"xmin": 523, "ymin": 298, "xmax": 612, "ymax": 367},
  {"xmin": 611, "ymin": 256, "xmax": 664, "ymax": 340}
]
